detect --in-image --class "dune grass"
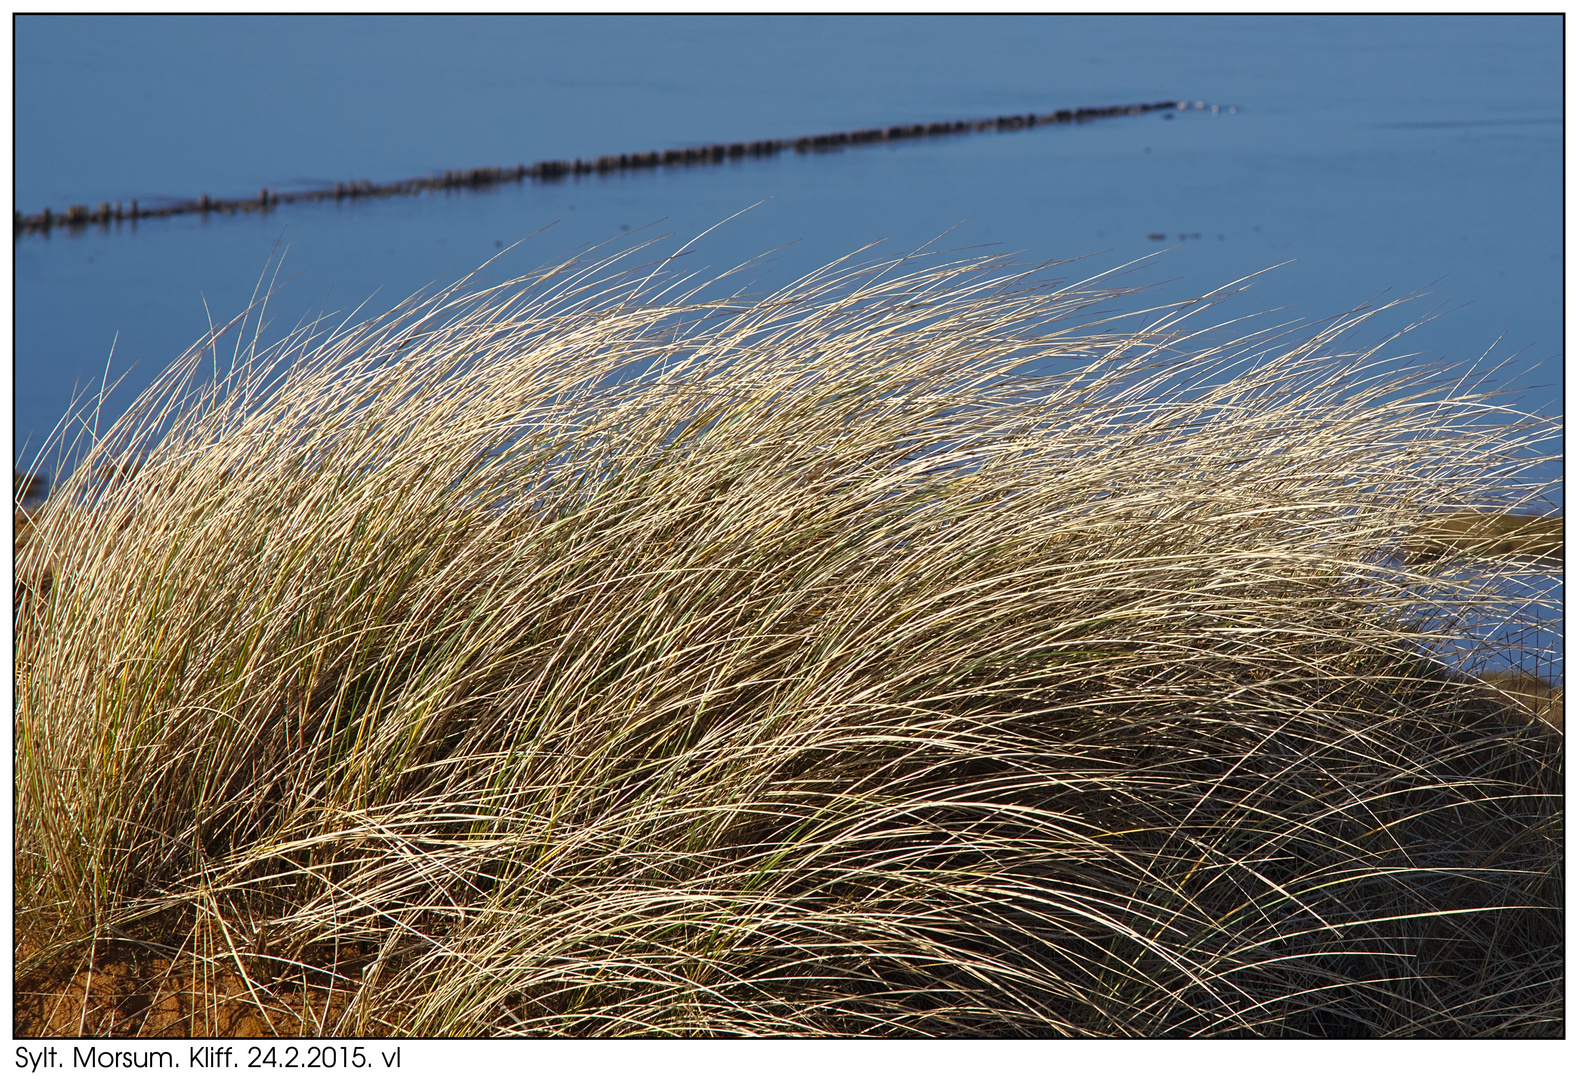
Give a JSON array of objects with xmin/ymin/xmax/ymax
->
[
  {"xmin": 13, "ymin": 244, "xmax": 1562, "ymax": 1036},
  {"xmin": 1408, "ymin": 511, "xmax": 1562, "ymax": 564}
]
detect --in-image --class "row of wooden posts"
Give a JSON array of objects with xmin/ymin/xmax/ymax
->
[{"xmin": 15, "ymin": 100, "xmax": 1193, "ymax": 237}]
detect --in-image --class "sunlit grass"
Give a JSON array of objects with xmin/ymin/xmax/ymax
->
[{"xmin": 14, "ymin": 243, "xmax": 1561, "ymax": 1036}]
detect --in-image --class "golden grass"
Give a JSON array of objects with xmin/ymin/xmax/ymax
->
[
  {"xmin": 14, "ymin": 244, "xmax": 1562, "ymax": 1036},
  {"xmin": 1409, "ymin": 512, "xmax": 1562, "ymax": 565}
]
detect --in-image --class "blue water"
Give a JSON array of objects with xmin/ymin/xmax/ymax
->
[{"xmin": 14, "ymin": 14, "xmax": 1563, "ymax": 493}]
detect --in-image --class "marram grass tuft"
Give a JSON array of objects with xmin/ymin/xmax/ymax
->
[{"xmin": 14, "ymin": 245, "xmax": 1561, "ymax": 1036}]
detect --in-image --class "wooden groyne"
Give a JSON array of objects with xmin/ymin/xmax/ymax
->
[{"xmin": 15, "ymin": 99, "xmax": 1203, "ymax": 237}]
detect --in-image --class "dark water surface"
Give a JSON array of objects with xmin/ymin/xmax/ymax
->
[{"xmin": 14, "ymin": 14, "xmax": 1562, "ymax": 493}]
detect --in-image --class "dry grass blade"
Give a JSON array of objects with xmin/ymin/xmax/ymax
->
[{"xmin": 14, "ymin": 242, "xmax": 1560, "ymax": 1037}]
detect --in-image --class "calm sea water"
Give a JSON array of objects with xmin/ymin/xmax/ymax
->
[{"xmin": 14, "ymin": 14, "xmax": 1562, "ymax": 485}]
